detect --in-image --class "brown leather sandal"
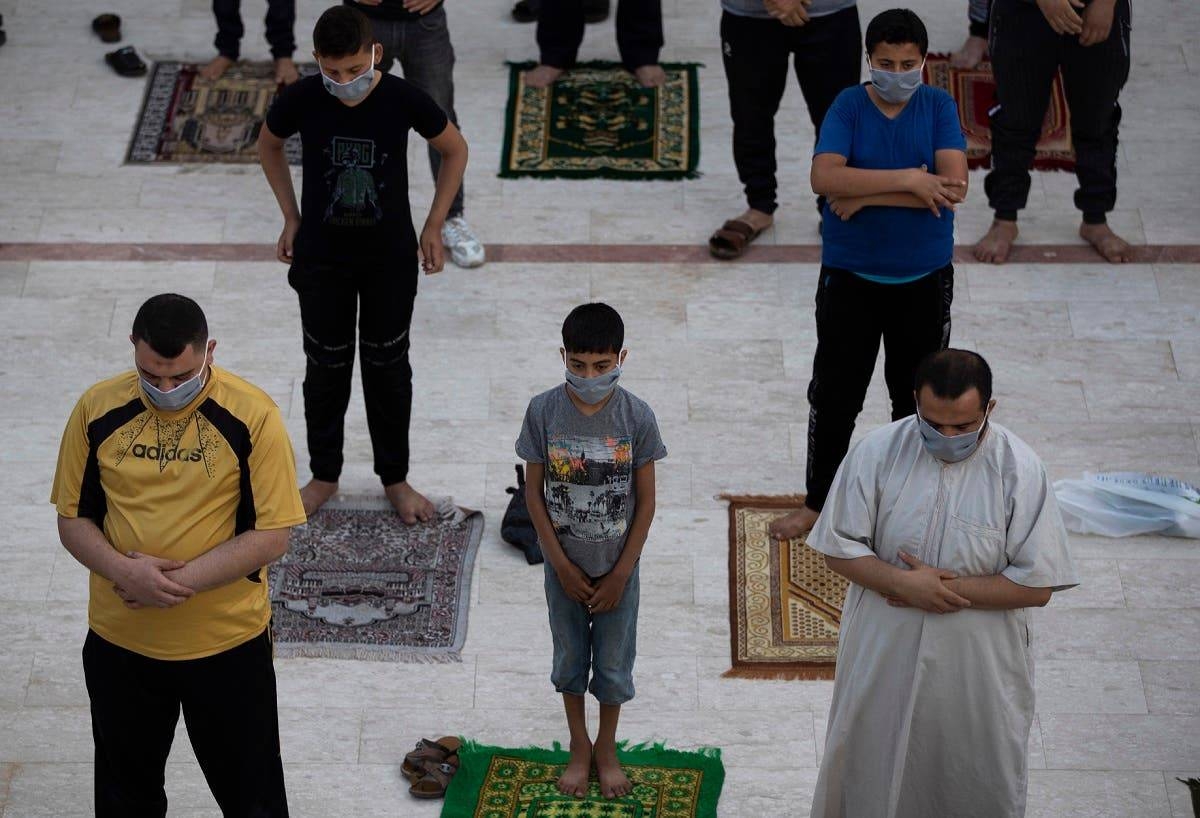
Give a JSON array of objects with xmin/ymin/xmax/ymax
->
[
  {"xmin": 408, "ymin": 753, "xmax": 459, "ymax": 799},
  {"xmin": 401, "ymin": 736, "xmax": 461, "ymax": 782},
  {"xmin": 708, "ymin": 219, "xmax": 764, "ymax": 260}
]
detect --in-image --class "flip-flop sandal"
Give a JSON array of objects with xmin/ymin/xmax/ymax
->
[
  {"xmin": 105, "ymin": 46, "xmax": 147, "ymax": 77},
  {"xmin": 708, "ymin": 219, "xmax": 763, "ymax": 260},
  {"xmin": 92, "ymin": 13, "xmax": 122, "ymax": 43},
  {"xmin": 401, "ymin": 736, "xmax": 461, "ymax": 782},
  {"xmin": 408, "ymin": 753, "xmax": 459, "ymax": 799}
]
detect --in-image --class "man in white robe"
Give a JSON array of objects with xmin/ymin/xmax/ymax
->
[{"xmin": 808, "ymin": 348, "xmax": 1078, "ymax": 818}]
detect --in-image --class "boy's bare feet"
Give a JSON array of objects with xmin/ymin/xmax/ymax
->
[
  {"xmin": 199, "ymin": 55, "xmax": 234, "ymax": 81},
  {"xmin": 973, "ymin": 219, "xmax": 1019, "ymax": 264},
  {"xmin": 634, "ymin": 64, "xmax": 666, "ymax": 88},
  {"xmin": 558, "ymin": 737, "xmax": 592, "ymax": 797},
  {"xmin": 951, "ymin": 35, "xmax": 988, "ymax": 69},
  {"xmin": 769, "ymin": 506, "xmax": 819, "ymax": 541},
  {"xmin": 384, "ymin": 481, "xmax": 435, "ymax": 524},
  {"xmin": 594, "ymin": 741, "xmax": 632, "ymax": 799},
  {"xmin": 524, "ymin": 64, "xmax": 564, "ymax": 88},
  {"xmin": 300, "ymin": 479, "xmax": 338, "ymax": 516},
  {"xmin": 274, "ymin": 56, "xmax": 300, "ymax": 85},
  {"xmin": 1080, "ymin": 222, "xmax": 1133, "ymax": 263}
]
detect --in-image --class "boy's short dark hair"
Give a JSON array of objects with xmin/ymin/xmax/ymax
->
[
  {"xmin": 914, "ymin": 348, "xmax": 993, "ymax": 409},
  {"xmin": 865, "ymin": 9, "xmax": 929, "ymax": 57},
  {"xmin": 313, "ymin": 5, "xmax": 375, "ymax": 58},
  {"xmin": 131, "ymin": 294, "xmax": 208, "ymax": 359},
  {"xmin": 562, "ymin": 303, "xmax": 624, "ymax": 355}
]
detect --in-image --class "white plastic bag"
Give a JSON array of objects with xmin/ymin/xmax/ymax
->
[{"xmin": 1054, "ymin": 472, "xmax": 1200, "ymax": 539}]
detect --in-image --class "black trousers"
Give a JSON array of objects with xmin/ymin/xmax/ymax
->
[
  {"xmin": 288, "ymin": 259, "xmax": 417, "ymax": 486},
  {"xmin": 805, "ymin": 266, "xmax": 954, "ymax": 512},
  {"xmin": 984, "ymin": 0, "xmax": 1131, "ymax": 223},
  {"xmin": 213, "ymin": 0, "xmax": 295, "ymax": 60},
  {"xmin": 720, "ymin": 8, "xmax": 862, "ymax": 215},
  {"xmin": 537, "ymin": 0, "xmax": 663, "ymax": 71},
  {"xmin": 83, "ymin": 629, "xmax": 287, "ymax": 818}
]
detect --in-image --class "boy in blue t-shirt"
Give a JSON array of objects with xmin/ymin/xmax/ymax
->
[{"xmin": 770, "ymin": 8, "xmax": 969, "ymax": 541}]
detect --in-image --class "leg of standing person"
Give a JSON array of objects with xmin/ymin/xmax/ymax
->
[
  {"xmin": 180, "ymin": 631, "xmax": 289, "ymax": 817},
  {"xmin": 265, "ymin": 0, "xmax": 299, "ymax": 84},
  {"xmin": 616, "ymin": 0, "xmax": 664, "ymax": 86},
  {"xmin": 544, "ymin": 561, "xmax": 594, "ymax": 797},
  {"xmin": 83, "ymin": 631, "xmax": 182, "ymax": 818},
  {"xmin": 881, "ymin": 265, "xmax": 954, "ymax": 420},
  {"xmin": 401, "ymin": 5, "xmax": 485, "ymax": 268},
  {"xmin": 974, "ymin": 0, "xmax": 1060, "ymax": 264},
  {"xmin": 709, "ymin": 13, "xmax": 789, "ymax": 258},
  {"xmin": 770, "ymin": 269, "xmax": 884, "ymax": 540},
  {"xmin": 202, "ymin": 0, "xmax": 243, "ymax": 80},
  {"xmin": 366, "ymin": 16, "xmax": 400, "ymax": 75},
  {"xmin": 1061, "ymin": 0, "xmax": 1132, "ymax": 262},
  {"xmin": 288, "ymin": 261, "xmax": 358, "ymax": 515},
  {"xmin": 589, "ymin": 565, "xmax": 638, "ymax": 799},
  {"xmin": 526, "ymin": 0, "xmax": 586, "ymax": 87},
  {"xmin": 953, "ymin": 0, "xmax": 991, "ymax": 68}
]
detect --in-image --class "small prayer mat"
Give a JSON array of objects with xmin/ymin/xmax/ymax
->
[
  {"xmin": 128, "ymin": 60, "xmax": 315, "ymax": 164},
  {"xmin": 442, "ymin": 741, "xmax": 725, "ymax": 818},
  {"xmin": 268, "ymin": 497, "xmax": 483, "ymax": 661},
  {"xmin": 923, "ymin": 52, "xmax": 1075, "ymax": 172},
  {"xmin": 723, "ymin": 495, "xmax": 848, "ymax": 680},
  {"xmin": 500, "ymin": 61, "xmax": 700, "ymax": 180}
]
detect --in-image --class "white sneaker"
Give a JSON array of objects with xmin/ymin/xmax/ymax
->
[{"xmin": 441, "ymin": 216, "xmax": 486, "ymax": 268}]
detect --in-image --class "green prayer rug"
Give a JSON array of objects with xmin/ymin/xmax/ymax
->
[
  {"xmin": 500, "ymin": 61, "xmax": 701, "ymax": 180},
  {"xmin": 442, "ymin": 741, "xmax": 724, "ymax": 818}
]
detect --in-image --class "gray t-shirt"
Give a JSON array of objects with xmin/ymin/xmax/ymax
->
[
  {"xmin": 516, "ymin": 385, "xmax": 667, "ymax": 577},
  {"xmin": 721, "ymin": 0, "xmax": 857, "ymax": 20}
]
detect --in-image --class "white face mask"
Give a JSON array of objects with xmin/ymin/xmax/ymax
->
[
  {"xmin": 916, "ymin": 404, "xmax": 992, "ymax": 463},
  {"xmin": 319, "ymin": 49, "xmax": 377, "ymax": 101},
  {"xmin": 139, "ymin": 342, "xmax": 209, "ymax": 411},
  {"xmin": 868, "ymin": 58, "xmax": 925, "ymax": 104}
]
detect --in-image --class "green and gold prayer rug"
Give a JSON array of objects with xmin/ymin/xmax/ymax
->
[
  {"xmin": 500, "ymin": 61, "xmax": 700, "ymax": 180},
  {"xmin": 442, "ymin": 741, "xmax": 724, "ymax": 818}
]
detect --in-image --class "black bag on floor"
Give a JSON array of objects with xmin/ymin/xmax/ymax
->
[{"xmin": 503, "ymin": 464, "xmax": 543, "ymax": 565}]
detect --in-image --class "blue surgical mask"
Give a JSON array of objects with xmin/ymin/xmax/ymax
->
[
  {"xmin": 565, "ymin": 360, "xmax": 623, "ymax": 405},
  {"xmin": 319, "ymin": 51, "xmax": 377, "ymax": 101},
  {"xmin": 868, "ymin": 60, "xmax": 924, "ymax": 104},
  {"xmin": 140, "ymin": 344, "xmax": 209, "ymax": 412},
  {"xmin": 917, "ymin": 405, "xmax": 991, "ymax": 463}
]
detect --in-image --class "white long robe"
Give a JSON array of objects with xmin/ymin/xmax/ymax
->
[{"xmin": 807, "ymin": 418, "xmax": 1078, "ymax": 818}]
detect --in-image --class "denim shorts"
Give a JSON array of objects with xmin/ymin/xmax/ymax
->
[{"xmin": 543, "ymin": 561, "xmax": 640, "ymax": 706}]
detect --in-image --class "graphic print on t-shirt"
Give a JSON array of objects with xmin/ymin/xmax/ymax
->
[
  {"xmin": 546, "ymin": 433, "xmax": 632, "ymax": 543},
  {"xmin": 110, "ymin": 410, "xmax": 223, "ymax": 476},
  {"xmin": 323, "ymin": 136, "xmax": 388, "ymax": 227}
]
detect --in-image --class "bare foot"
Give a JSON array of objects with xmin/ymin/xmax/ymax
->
[
  {"xmin": 384, "ymin": 481, "xmax": 435, "ymax": 525},
  {"xmin": 973, "ymin": 219, "xmax": 1019, "ymax": 264},
  {"xmin": 633, "ymin": 64, "xmax": 666, "ymax": 88},
  {"xmin": 299, "ymin": 479, "xmax": 338, "ymax": 516},
  {"xmin": 1080, "ymin": 222, "xmax": 1134, "ymax": 263},
  {"xmin": 769, "ymin": 506, "xmax": 819, "ymax": 541},
  {"xmin": 558, "ymin": 738, "xmax": 592, "ymax": 797},
  {"xmin": 524, "ymin": 64, "xmax": 564, "ymax": 89},
  {"xmin": 274, "ymin": 56, "xmax": 300, "ymax": 85},
  {"xmin": 199, "ymin": 55, "xmax": 234, "ymax": 82},
  {"xmin": 593, "ymin": 741, "xmax": 632, "ymax": 799},
  {"xmin": 950, "ymin": 35, "xmax": 988, "ymax": 69}
]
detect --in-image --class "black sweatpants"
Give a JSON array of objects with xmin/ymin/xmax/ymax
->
[
  {"xmin": 212, "ymin": 0, "xmax": 295, "ymax": 60},
  {"xmin": 804, "ymin": 266, "xmax": 954, "ymax": 512},
  {"xmin": 984, "ymin": 0, "xmax": 1131, "ymax": 223},
  {"xmin": 288, "ymin": 260, "xmax": 417, "ymax": 486},
  {"xmin": 83, "ymin": 629, "xmax": 287, "ymax": 818},
  {"xmin": 537, "ymin": 0, "xmax": 663, "ymax": 71},
  {"xmin": 720, "ymin": 8, "xmax": 861, "ymax": 215}
]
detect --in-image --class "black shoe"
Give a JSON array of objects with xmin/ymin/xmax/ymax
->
[
  {"xmin": 583, "ymin": 0, "xmax": 610, "ymax": 23},
  {"xmin": 105, "ymin": 45, "xmax": 148, "ymax": 77},
  {"xmin": 0, "ymin": 14, "xmax": 6, "ymax": 47},
  {"xmin": 511, "ymin": 0, "xmax": 537, "ymax": 22}
]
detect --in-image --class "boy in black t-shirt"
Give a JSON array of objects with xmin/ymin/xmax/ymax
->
[{"xmin": 257, "ymin": 5, "xmax": 468, "ymax": 522}]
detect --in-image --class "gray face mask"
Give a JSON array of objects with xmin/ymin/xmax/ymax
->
[
  {"xmin": 565, "ymin": 362, "xmax": 623, "ymax": 405},
  {"xmin": 319, "ymin": 52, "xmax": 376, "ymax": 101},
  {"xmin": 869, "ymin": 60, "xmax": 924, "ymax": 104},
  {"xmin": 140, "ymin": 345, "xmax": 209, "ymax": 412},
  {"xmin": 917, "ymin": 405, "xmax": 991, "ymax": 463}
]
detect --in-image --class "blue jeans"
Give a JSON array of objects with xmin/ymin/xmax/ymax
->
[
  {"xmin": 366, "ymin": 6, "xmax": 465, "ymax": 218},
  {"xmin": 544, "ymin": 561, "xmax": 639, "ymax": 705}
]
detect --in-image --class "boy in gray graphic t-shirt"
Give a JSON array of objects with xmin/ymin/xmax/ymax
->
[{"xmin": 515, "ymin": 302, "xmax": 666, "ymax": 801}]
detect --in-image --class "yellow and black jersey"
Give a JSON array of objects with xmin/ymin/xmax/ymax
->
[{"xmin": 51, "ymin": 366, "xmax": 306, "ymax": 660}]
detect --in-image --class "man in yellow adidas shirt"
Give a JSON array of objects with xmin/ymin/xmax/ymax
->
[{"xmin": 51, "ymin": 293, "xmax": 306, "ymax": 817}]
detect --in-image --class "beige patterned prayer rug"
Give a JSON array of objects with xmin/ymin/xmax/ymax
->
[{"xmin": 723, "ymin": 495, "xmax": 848, "ymax": 680}]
